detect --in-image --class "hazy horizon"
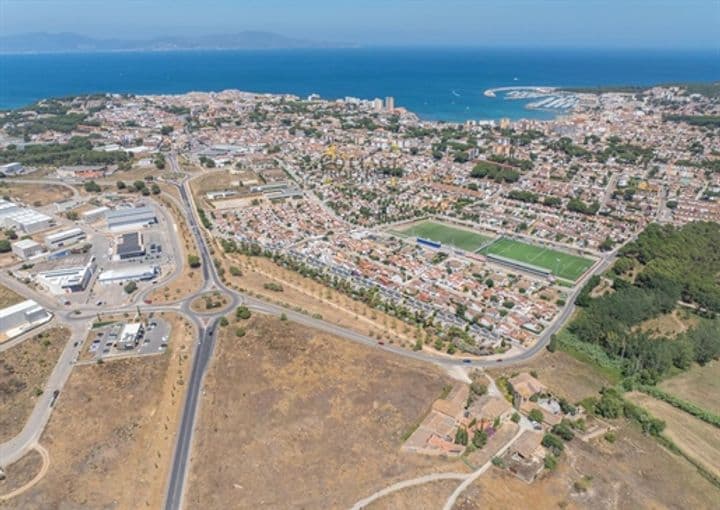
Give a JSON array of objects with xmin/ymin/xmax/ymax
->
[{"xmin": 1, "ymin": 0, "xmax": 719, "ymax": 50}]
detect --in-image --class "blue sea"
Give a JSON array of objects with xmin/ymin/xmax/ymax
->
[{"xmin": 0, "ymin": 48, "xmax": 718, "ymax": 121}]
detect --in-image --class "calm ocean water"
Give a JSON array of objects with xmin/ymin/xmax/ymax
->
[{"xmin": 0, "ymin": 48, "xmax": 718, "ymax": 121}]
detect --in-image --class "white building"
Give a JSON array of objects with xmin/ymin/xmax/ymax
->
[
  {"xmin": 36, "ymin": 259, "xmax": 95, "ymax": 294},
  {"xmin": 44, "ymin": 227, "xmax": 87, "ymax": 250},
  {"xmin": 82, "ymin": 206, "xmax": 110, "ymax": 223},
  {"xmin": 12, "ymin": 239, "xmax": 44, "ymax": 260},
  {"xmin": 118, "ymin": 322, "xmax": 143, "ymax": 350},
  {"xmin": 0, "ymin": 199, "xmax": 54, "ymax": 234},
  {"xmin": 106, "ymin": 206, "xmax": 157, "ymax": 232},
  {"xmin": 0, "ymin": 300, "xmax": 51, "ymax": 337},
  {"xmin": 98, "ymin": 264, "xmax": 159, "ymax": 283}
]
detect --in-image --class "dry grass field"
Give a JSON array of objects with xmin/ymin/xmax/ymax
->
[
  {"xmin": 219, "ymin": 252, "xmax": 420, "ymax": 347},
  {"xmin": 0, "ymin": 327, "xmax": 68, "ymax": 443},
  {"xmin": 0, "ymin": 449, "xmax": 43, "ymax": 499},
  {"xmin": 455, "ymin": 423, "xmax": 718, "ymax": 510},
  {"xmin": 636, "ymin": 309, "xmax": 699, "ymax": 337},
  {"xmin": 487, "ymin": 350, "xmax": 613, "ymax": 403},
  {"xmin": 365, "ymin": 480, "xmax": 460, "ymax": 510},
  {"xmin": 3, "ymin": 313, "xmax": 193, "ymax": 510},
  {"xmin": 0, "ymin": 285, "xmax": 24, "ymax": 309},
  {"xmin": 186, "ymin": 315, "xmax": 465, "ymax": 509},
  {"xmin": 627, "ymin": 391, "xmax": 720, "ymax": 479},
  {"xmin": 659, "ymin": 360, "xmax": 720, "ymax": 414},
  {"xmin": 0, "ymin": 182, "xmax": 72, "ymax": 207}
]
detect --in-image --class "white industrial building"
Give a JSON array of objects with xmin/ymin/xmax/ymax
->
[
  {"xmin": 0, "ymin": 200, "xmax": 54, "ymax": 234},
  {"xmin": 98, "ymin": 264, "xmax": 159, "ymax": 283},
  {"xmin": 36, "ymin": 259, "xmax": 95, "ymax": 294},
  {"xmin": 0, "ymin": 300, "xmax": 52, "ymax": 338},
  {"xmin": 81, "ymin": 206, "xmax": 109, "ymax": 223},
  {"xmin": 106, "ymin": 206, "xmax": 157, "ymax": 232},
  {"xmin": 44, "ymin": 227, "xmax": 87, "ymax": 250},
  {"xmin": 118, "ymin": 322, "xmax": 143, "ymax": 350},
  {"xmin": 12, "ymin": 239, "xmax": 45, "ymax": 260}
]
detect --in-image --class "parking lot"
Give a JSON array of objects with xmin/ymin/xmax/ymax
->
[{"xmin": 85, "ymin": 316, "xmax": 171, "ymax": 361}]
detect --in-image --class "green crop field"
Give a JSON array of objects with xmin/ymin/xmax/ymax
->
[
  {"xmin": 480, "ymin": 237, "xmax": 594, "ymax": 281},
  {"xmin": 394, "ymin": 221, "xmax": 493, "ymax": 252}
]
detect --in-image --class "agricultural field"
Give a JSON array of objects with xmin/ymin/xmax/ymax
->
[
  {"xmin": 627, "ymin": 391, "xmax": 720, "ymax": 479},
  {"xmin": 480, "ymin": 237, "xmax": 594, "ymax": 281},
  {"xmin": 659, "ymin": 360, "xmax": 720, "ymax": 414},
  {"xmin": 394, "ymin": 220, "xmax": 493, "ymax": 251}
]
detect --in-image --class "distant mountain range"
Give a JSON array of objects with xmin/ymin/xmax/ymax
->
[{"xmin": 0, "ymin": 31, "xmax": 355, "ymax": 53}]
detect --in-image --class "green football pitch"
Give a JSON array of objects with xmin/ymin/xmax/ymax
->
[
  {"xmin": 480, "ymin": 237, "xmax": 594, "ymax": 281},
  {"xmin": 395, "ymin": 221, "xmax": 493, "ymax": 252}
]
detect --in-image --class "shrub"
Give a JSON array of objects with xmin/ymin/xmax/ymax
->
[{"xmin": 235, "ymin": 306, "xmax": 251, "ymax": 320}]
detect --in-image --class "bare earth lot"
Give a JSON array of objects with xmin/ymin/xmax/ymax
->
[
  {"xmin": 0, "ymin": 182, "xmax": 72, "ymax": 207},
  {"xmin": 455, "ymin": 423, "xmax": 718, "ymax": 510},
  {"xmin": 627, "ymin": 391, "xmax": 720, "ymax": 479},
  {"xmin": 0, "ymin": 284, "xmax": 23, "ymax": 309},
  {"xmin": 186, "ymin": 316, "xmax": 464, "ymax": 509},
  {"xmin": 4, "ymin": 313, "xmax": 193, "ymax": 510},
  {"xmin": 0, "ymin": 448, "xmax": 43, "ymax": 498},
  {"xmin": 659, "ymin": 360, "xmax": 720, "ymax": 415},
  {"xmin": 365, "ymin": 479, "xmax": 460, "ymax": 510},
  {"xmin": 487, "ymin": 350, "xmax": 613, "ymax": 403},
  {"xmin": 0, "ymin": 326, "xmax": 68, "ymax": 443}
]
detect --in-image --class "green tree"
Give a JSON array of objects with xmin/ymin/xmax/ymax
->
[
  {"xmin": 454, "ymin": 427, "xmax": 468, "ymax": 446},
  {"xmin": 472, "ymin": 429, "xmax": 488, "ymax": 448},
  {"xmin": 528, "ymin": 408, "xmax": 544, "ymax": 423}
]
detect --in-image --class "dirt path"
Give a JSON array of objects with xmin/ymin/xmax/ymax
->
[
  {"xmin": 351, "ymin": 472, "xmax": 467, "ymax": 510},
  {"xmin": 0, "ymin": 444, "xmax": 49, "ymax": 502}
]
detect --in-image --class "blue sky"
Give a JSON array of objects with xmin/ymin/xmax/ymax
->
[{"xmin": 2, "ymin": 0, "xmax": 718, "ymax": 49}]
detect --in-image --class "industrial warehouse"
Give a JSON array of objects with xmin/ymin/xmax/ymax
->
[
  {"xmin": 0, "ymin": 299, "xmax": 52, "ymax": 341},
  {"xmin": 105, "ymin": 205, "xmax": 157, "ymax": 231}
]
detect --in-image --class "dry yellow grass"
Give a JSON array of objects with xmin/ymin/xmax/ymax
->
[
  {"xmin": 218, "ymin": 252, "xmax": 421, "ymax": 348},
  {"xmin": 636, "ymin": 309, "xmax": 699, "ymax": 337},
  {"xmin": 659, "ymin": 360, "xmax": 720, "ymax": 415},
  {"xmin": 627, "ymin": 391, "xmax": 720, "ymax": 479},
  {"xmin": 487, "ymin": 350, "xmax": 613, "ymax": 403},
  {"xmin": 456, "ymin": 422, "xmax": 718, "ymax": 510},
  {"xmin": 0, "ymin": 183, "xmax": 72, "ymax": 207},
  {"xmin": 0, "ymin": 327, "xmax": 69, "ymax": 443},
  {"xmin": 4, "ymin": 313, "xmax": 193, "ymax": 510},
  {"xmin": 186, "ymin": 315, "xmax": 463, "ymax": 509},
  {"xmin": 0, "ymin": 285, "xmax": 23, "ymax": 309}
]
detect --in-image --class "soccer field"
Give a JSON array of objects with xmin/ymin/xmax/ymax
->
[
  {"xmin": 480, "ymin": 238, "xmax": 594, "ymax": 281},
  {"xmin": 395, "ymin": 221, "xmax": 493, "ymax": 252}
]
